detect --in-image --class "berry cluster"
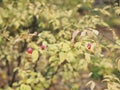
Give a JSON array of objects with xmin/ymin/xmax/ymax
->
[{"xmin": 27, "ymin": 45, "xmax": 46, "ymax": 54}]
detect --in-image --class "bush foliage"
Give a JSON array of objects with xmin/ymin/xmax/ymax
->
[{"xmin": 0, "ymin": 0, "xmax": 120, "ymax": 90}]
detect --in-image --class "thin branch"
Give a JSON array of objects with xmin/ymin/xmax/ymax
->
[
  {"xmin": 45, "ymin": 60, "xmax": 68, "ymax": 90},
  {"xmin": 9, "ymin": 55, "xmax": 21, "ymax": 87},
  {"xmin": 102, "ymin": 34, "xmax": 120, "ymax": 46},
  {"xmin": 9, "ymin": 40, "xmax": 27, "ymax": 87}
]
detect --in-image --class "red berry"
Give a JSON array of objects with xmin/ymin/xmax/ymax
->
[
  {"xmin": 27, "ymin": 48, "xmax": 33, "ymax": 54},
  {"xmin": 87, "ymin": 43, "xmax": 91, "ymax": 50},
  {"xmin": 40, "ymin": 45, "xmax": 46, "ymax": 50}
]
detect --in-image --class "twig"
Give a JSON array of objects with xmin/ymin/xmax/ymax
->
[
  {"xmin": 9, "ymin": 40, "xmax": 27, "ymax": 87},
  {"xmin": 45, "ymin": 60, "xmax": 68, "ymax": 90},
  {"xmin": 9, "ymin": 56, "xmax": 21, "ymax": 87},
  {"xmin": 102, "ymin": 34, "xmax": 120, "ymax": 46}
]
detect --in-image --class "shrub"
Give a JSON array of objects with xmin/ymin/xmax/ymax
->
[{"xmin": 0, "ymin": 0, "xmax": 120, "ymax": 90}]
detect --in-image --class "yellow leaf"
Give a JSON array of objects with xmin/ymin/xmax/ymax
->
[
  {"xmin": 20, "ymin": 84, "xmax": 31, "ymax": 90},
  {"xmin": 61, "ymin": 43, "xmax": 70, "ymax": 52},
  {"xmin": 59, "ymin": 52, "xmax": 67, "ymax": 64},
  {"xmin": 67, "ymin": 51, "xmax": 75, "ymax": 63},
  {"xmin": 85, "ymin": 53, "xmax": 91, "ymax": 63},
  {"xmin": 32, "ymin": 50, "xmax": 39, "ymax": 63}
]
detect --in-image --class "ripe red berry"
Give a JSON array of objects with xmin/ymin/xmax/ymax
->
[
  {"xmin": 27, "ymin": 48, "xmax": 33, "ymax": 54},
  {"xmin": 40, "ymin": 45, "xmax": 46, "ymax": 50},
  {"xmin": 87, "ymin": 43, "xmax": 91, "ymax": 50}
]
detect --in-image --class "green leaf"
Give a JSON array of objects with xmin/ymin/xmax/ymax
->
[
  {"xmin": 59, "ymin": 52, "xmax": 67, "ymax": 64},
  {"xmin": 66, "ymin": 51, "xmax": 75, "ymax": 63},
  {"xmin": 20, "ymin": 84, "xmax": 31, "ymax": 90},
  {"xmin": 29, "ymin": 42, "xmax": 39, "ymax": 50},
  {"xmin": 0, "ymin": 17, "xmax": 3, "ymax": 24},
  {"xmin": 49, "ymin": 56, "xmax": 58, "ymax": 66},
  {"xmin": 32, "ymin": 50, "xmax": 39, "ymax": 63},
  {"xmin": 115, "ymin": 8, "xmax": 120, "ymax": 15},
  {"xmin": 26, "ymin": 78, "xmax": 35, "ymax": 84},
  {"xmin": 85, "ymin": 53, "xmax": 91, "ymax": 63},
  {"xmin": 61, "ymin": 43, "xmax": 71, "ymax": 52},
  {"xmin": 100, "ymin": 21, "xmax": 109, "ymax": 27}
]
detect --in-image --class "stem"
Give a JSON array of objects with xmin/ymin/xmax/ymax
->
[
  {"xmin": 9, "ymin": 56, "xmax": 21, "ymax": 87},
  {"xmin": 45, "ymin": 60, "xmax": 68, "ymax": 90},
  {"xmin": 6, "ymin": 58, "xmax": 11, "ymax": 86},
  {"xmin": 9, "ymin": 40, "xmax": 27, "ymax": 87}
]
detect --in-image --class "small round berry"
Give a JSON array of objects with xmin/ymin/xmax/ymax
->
[
  {"xmin": 27, "ymin": 48, "xmax": 33, "ymax": 54},
  {"xmin": 87, "ymin": 43, "xmax": 91, "ymax": 50},
  {"xmin": 40, "ymin": 45, "xmax": 46, "ymax": 50}
]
